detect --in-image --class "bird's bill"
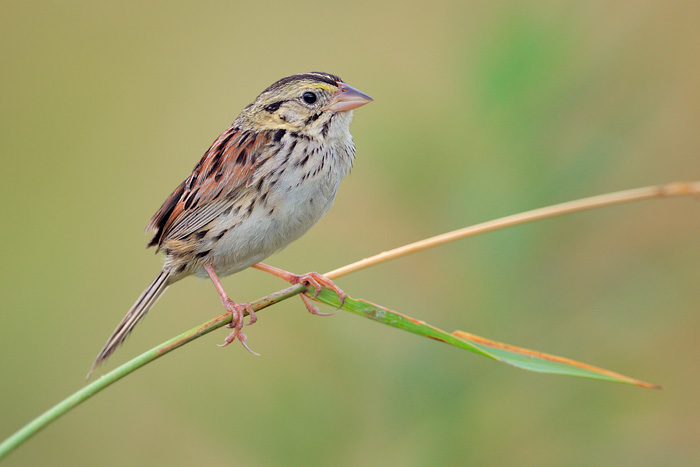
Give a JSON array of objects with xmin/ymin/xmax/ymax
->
[{"xmin": 326, "ymin": 82, "xmax": 373, "ymax": 112}]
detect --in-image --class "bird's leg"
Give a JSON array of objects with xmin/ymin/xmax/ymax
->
[
  {"xmin": 204, "ymin": 264, "xmax": 259, "ymax": 355},
  {"xmin": 251, "ymin": 263, "xmax": 347, "ymax": 316}
]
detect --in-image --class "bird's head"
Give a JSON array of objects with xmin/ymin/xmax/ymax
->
[{"xmin": 239, "ymin": 72, "xmax": 373, "ymax": 139}]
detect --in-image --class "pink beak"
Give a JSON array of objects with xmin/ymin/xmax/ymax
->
[{"xmin": 326, "ymin": 82, "xmax": 373, "ymax": 112}]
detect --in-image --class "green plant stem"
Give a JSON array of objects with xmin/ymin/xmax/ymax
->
[
  {"xmin": 3, "ymin": 181, "xmax": 698, "ymax": 460},
  {"xmin": 0, "ymin": 284, "xmax": 305, "ymax": 461}
]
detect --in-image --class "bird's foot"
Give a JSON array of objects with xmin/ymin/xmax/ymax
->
[
  {"xmin": 218, "ymin": 299, "xmax": 260, "ymax": 355},
  {"xmin": 293, "ymin": 272, "xmax": 347, "ymax": 314},
  {"xmin": 204, "ymin": 264, "xmax": 259, "ymax": 355},
  {"xmin": 252, "ymin": 263, "xmax": 347, "ymax": 315}
]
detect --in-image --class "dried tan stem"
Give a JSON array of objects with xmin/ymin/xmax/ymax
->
[
  {"xmin": 324, "ymin": 181, "xmax": 700, "ymax": 280},
  {"xmin": 4, "ymin": 182, "xmax": 697, "ymax": 459}
]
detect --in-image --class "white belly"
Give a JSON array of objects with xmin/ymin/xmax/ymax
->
[{"xmin": 198, "ymin": 138, "xmax": 353, "ymax": 278}]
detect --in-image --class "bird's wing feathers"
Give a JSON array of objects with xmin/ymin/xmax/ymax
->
[{"xmin": 146, "ymin": 127, "xmax": 271, "ymax": 249}]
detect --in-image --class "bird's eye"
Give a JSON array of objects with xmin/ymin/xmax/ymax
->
[{"xmin": 302, "ymin": 92, "xmax": 317, "ymax": 104}]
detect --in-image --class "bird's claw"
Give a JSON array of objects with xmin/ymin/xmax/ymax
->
[
  {"xmin": 294, "ymin": 272, "xmax": 348, "ymax": 310},
  {"xmin": 218, "ymin": 300, "xmax": 259, "ymax": 354},
  {"xmin": 299, "ymin": 293, "xmax": 340, "ymax": 316},
  {"xmin": 251, "ymin": 264, "xmax": 347, "ymax": 315}
]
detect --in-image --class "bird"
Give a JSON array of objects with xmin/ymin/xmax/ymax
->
[{"xmin": 89, "ymin": 72, "xmax": 372, "ymax": 377}]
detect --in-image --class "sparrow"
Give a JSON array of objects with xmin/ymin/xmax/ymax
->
[{"xmin": 90, "ymin": 72, "xmax": 372, "ymax": 375}]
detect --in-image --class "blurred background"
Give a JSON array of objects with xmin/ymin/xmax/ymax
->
[{"xmin": 2, "ymin": 1, "xmax": 699, "ymax": 465}]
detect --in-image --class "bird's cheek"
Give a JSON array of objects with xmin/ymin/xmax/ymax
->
[
  {"xmin": 278, "ymin": 110, "xmax": 303, "ymax": 129},
  {"xmin": 277, "ymin": 109, "xmax": 292, "ymax": 123}
]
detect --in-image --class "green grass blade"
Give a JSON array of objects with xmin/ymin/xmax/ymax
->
[
  {"xmin": 0, "ymin": 283, "xmax": 659, "ymax": 460},
  {"xmin": 312, "ymin": 288, "xmax": 660, "ymax": 389}
]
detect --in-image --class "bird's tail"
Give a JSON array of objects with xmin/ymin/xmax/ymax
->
[{"xmin": 87, "ymin": 269, "xmax": 171, "ymax": 379}]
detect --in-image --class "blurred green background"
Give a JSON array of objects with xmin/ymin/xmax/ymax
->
[{"xmin": 2, "ymin": 1, "xmax": 699, "ymax": 465}]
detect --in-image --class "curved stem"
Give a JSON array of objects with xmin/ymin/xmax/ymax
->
[
  {"xmin": 324, "ymin": 181, "xmax": 700, "ymax": 279},
  {"xmin": 0, "ymin": 284, "xmax": 305, "ymax": 460},
  {"xmin": 1, "ymin": 181, "xmax": 698, "ymax": 460}
]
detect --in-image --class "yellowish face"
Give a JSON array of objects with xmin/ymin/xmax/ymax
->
[
  {"xmin": 236, "ymin": 72, "xmax": 372, "ymax": 137},
  {"xmin": 247, "ymin": 77, "xmax": 341, "ymax": 131}
]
